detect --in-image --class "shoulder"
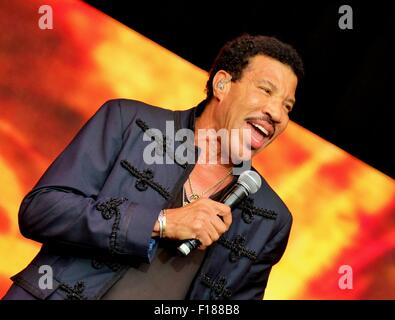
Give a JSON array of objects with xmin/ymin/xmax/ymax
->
[
  {"xmin": 100, "ymin": 98, "xmax": 183, "ymax": 130},
  {"xmin": 109, "ymin": 98, "xmax": 176, "ymax": 117},
  {"xmin": 84, "ymin": 99, "xmax": 180, "ymax": 134}
]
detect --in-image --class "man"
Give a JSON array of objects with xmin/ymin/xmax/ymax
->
[{"xmin": 3, "ymin": 34, "xmax": 303, "ymax": 300}]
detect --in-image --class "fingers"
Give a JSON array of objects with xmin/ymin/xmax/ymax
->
[
  {"xmin": 219, "ymin": 210, "xmax": 232, "ymax": 229},
  {"xmin": 211, "ymin": 201, "xmax": 232, "ymax": 216},
  {"xmin": 164, "ymin": 198, "xmax": 232, "ymax": 249},
  {"xmin": 210, "ymin": 215, "xmax": 228, "ymax": 235},
  {"xmin": 191, "ymin": 216, "xmax": 219, "ymax": 247},
  {"xmin": 210, "ymin": 201, "xmax": 232, "ymax": 229},
  {"xmin": 197, "ymin": 206, "xmax": 230, "ymax": 248},
  {"xmin": 205, "ymin": 219, "xmax": 221, "ymax": 242},
  {"xmin": 197, "ymin": 232, "xmax": 212, "ymax": 249},
  {"xmin": 197, "ymin": 216, "xmax": 226, "ymax": 250}
]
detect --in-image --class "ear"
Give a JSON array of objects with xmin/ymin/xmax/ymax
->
[{"xmin": 212, "ymin": 70, "xmax": 231, "ymax": 100}]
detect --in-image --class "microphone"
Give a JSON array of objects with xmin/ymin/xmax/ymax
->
[{"xmin": 177, "ymin": 170, "xmax": 262, "ymax": 256}]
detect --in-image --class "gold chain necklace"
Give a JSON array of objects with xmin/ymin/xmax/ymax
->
[{"xmin": 185, "ymin": 168, "xmax": 233, "ymax": 203}]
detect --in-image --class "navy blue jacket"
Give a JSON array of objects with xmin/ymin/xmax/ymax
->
[{"xmin": 3, "ymin": 99, "xmax": 292, "ymax": 300}]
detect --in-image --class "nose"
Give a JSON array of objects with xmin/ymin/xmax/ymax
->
[{"xmin": 263, "ymin": 98, "xmax": 283, "ymax": 123}]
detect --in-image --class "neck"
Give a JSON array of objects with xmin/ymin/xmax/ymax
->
[
  {"xmin": 194, "ymin": 99, "xmax": 218, "ymax": 134},
  {"xmin": 186, "ymin": 163, "xmax": 233, "ymax": 202},
  {"xmin": 194, "ymin": 99, "xmax": 232, "ymax": 169}
]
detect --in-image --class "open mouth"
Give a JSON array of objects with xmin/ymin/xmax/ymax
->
[
  {"xmin": 247, "ymin": 121, "xmax": 270, "ymax": 136},
  {"xmin": 245, "ymin": 120, "xmax": 273, "ymax": 150}
]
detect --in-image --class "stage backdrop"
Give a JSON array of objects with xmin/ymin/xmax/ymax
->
[{"xmin": 0, "ymin": 0, "xmax": 394, "ymax": 299}]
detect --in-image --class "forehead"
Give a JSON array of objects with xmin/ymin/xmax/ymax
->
[{"xmin": 242, "ymin": 55, "xmax": 297, "ymax": 87}]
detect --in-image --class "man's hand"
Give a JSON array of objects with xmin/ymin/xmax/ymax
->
[{"xmin": 160, "ymin": 199, "xmax": 232, "ymax": 250}]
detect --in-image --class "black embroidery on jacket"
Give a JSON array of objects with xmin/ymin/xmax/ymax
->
[
  {"xmin": 135, "ymin": 118, "xmax": 188, "ymax": 169},
  {"xmin": 96, "ymin": 197, "xmax": 128, "ymax": 254},
  {"xmin": 59, "ymin": 281, "xmax": 87, "ymax": 300},
  {"xmin": 120, "ymin": 160, "xmax": 171, "ymax": 200},
  {"xmin": 91, "ymin": 258, "xmax": 122, "ymax": 272},
  {"xmin": 218, "ymin": 235, "xmax": 257, "ymax": 262},
  {"xmin": 136, "ymin": 118, "xmax": 169, "ymax": 154},
  {"xmin": 238, "ymin": 198, "xmax": 277, "ymax": 224},
  {"xmin": 135, "ymin": 118, "xmax": 150, "ymax": 133},
  {"xmin": 201, "ymin": 274, "xmax": 232, "ymax": 300}
]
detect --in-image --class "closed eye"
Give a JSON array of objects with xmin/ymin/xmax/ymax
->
[{"xmin": 259, "ymin": 86, "xmax": 272, "ymax": 95}]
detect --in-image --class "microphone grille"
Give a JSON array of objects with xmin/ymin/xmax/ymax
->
[{"xmin": 238, "ymin": 170, "xmax": 262, "ymax": 194}]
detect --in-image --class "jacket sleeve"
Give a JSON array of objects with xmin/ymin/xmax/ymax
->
[
  {"xmin": 18, "ymin": 99, "xmax": 161, "ymax": 263},
  {"xmin": 234, "ymin": 213, "xmax": 292, "ymax": 300}
]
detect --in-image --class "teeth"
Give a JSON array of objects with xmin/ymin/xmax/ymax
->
[{"xmin": 250, "ymin": 122, "xmax": 269, "ymax": 136}]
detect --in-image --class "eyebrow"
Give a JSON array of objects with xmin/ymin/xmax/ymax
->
[{"xmin": 258, "ymin": 79, "xmax": 296, "ymax": 106}]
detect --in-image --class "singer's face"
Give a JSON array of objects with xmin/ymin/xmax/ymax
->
[{"xmin": 215, "ymin": 55, "xmax": 298, "ymax": 162}]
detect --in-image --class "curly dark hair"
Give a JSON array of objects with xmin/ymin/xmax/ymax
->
[{"xmin": 206, "ymin": 34, "xmax": 304, "ymax": 100}]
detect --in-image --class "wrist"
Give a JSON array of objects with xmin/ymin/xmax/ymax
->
[
  {"xmin": 152, "ymin": 220, "xmax": 160, "ymax": 237},
  {"xmin": 158, "ymin": 209, "xmax": 167, "ymax": 238},
  {"xmin": 152, "ymin": 209, "xmax": 168, "ymax": 238}
]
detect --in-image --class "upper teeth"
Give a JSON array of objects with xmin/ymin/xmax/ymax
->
[{"xmin": 251, "ymin": 123, "xmax": 269, "ymax": 136}]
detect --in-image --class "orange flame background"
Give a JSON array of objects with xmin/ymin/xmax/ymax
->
[{"xmin": 0, "ymin": 0, "xmax": 394, "ymax": 299}]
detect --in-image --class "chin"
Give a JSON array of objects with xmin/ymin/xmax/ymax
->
[{"xmin": 228, "ymin": 141, "xmax": 253, "ymax": 164}]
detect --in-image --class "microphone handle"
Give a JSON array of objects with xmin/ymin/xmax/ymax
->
[
  {"xmin": 220, "ymin": 182, "xmax": 248, "ymax": 209},
  {"xmin": 177, "ymin": 239, "xmax": 201, "ymax": 256},
  {"xmin": 177, "ymin": 183, "xmax": 248, "ymax": 256}
]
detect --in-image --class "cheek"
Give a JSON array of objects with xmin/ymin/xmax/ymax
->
[
  {"xmin": 223, "ymin": 102, "xmax": 240, "ymax": 127},
  {"xmin": 276, "ymin": 117, "xmax": 289, "ymax": 136}
]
